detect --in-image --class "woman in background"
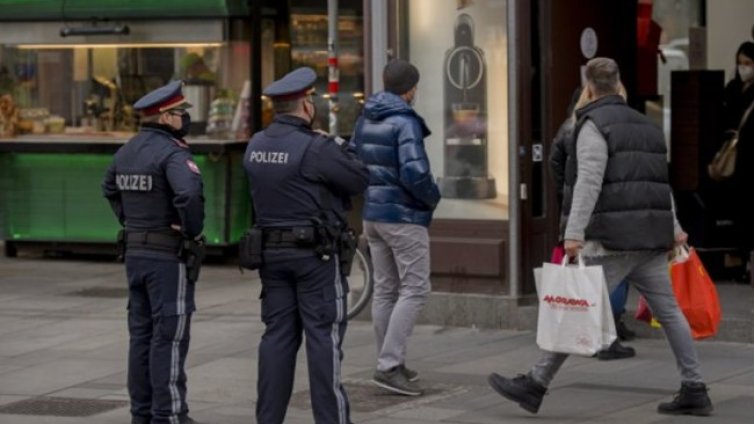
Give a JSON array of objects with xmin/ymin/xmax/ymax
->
[{"xmin": 723, "ymin": 41, "xmax": 754, "ymax": 282}]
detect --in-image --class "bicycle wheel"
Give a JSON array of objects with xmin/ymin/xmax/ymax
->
[{"xmin": 346, "ymin": 245, "xmax": 373, "ymax": 320}]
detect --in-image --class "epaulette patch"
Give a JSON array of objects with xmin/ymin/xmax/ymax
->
[{"xmin": 186, "ymin": 160, "xmax": 201, "ymax": 175}]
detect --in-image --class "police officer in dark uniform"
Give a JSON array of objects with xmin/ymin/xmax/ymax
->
[
  {"xmin": 244, "ymin": 67, "xmax": 368, "ymax": 424},
  {"xmin": 102, "ymin": 80, "xmax": 205, "ymax": 424}
]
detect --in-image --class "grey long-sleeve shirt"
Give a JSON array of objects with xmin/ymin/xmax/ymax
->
[{"xmin": 565, "ymin": 119, "xmax": 682, "ymax": 256}]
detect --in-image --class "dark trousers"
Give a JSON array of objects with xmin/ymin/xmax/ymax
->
[
  {"xmin": 126, "ymin": 256, "xmax": 195, "ymax": 424},
  {"xmin": 256, "ymin": 253, "xmax": 350, "ymax": 424}
]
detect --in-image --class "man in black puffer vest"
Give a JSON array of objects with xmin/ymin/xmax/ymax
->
[{"xmin": 488, "ymin": 58, "xmax": 713, "ymax": 417}]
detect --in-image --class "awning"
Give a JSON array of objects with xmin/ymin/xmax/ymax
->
[{"xmin": 0, "ymin": 0, "xmax": 250, "ymax": 21}]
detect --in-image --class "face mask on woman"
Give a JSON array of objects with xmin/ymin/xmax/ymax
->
[{"xmin": 739, "ymin": 65, "xmax": 754, "ymax": 83}]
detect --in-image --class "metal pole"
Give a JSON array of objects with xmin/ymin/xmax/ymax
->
[
  {"xmin": 249, "ymin": 0, "xmax": 262, "ymax": 135},
  {"xmin": 369, "ymin": 0, "xmax": 388, "ymax": 94},
  {"xmin": 507, "ymin": 0, "xmax": 520, "ymax": 298},
  {"xmin": 328, "ymin": 0, "xmax": 339, "ymax": 134}
]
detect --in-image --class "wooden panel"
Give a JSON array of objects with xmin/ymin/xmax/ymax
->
[
  {"xmin": 430, "ymin": 237, "xmax": 505, "ymax": 276},
  {"xmin": 429, "ymin": 219, "xmax": 508, "ymax": 294}
]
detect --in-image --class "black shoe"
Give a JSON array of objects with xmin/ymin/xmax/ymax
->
[
  {"xmin": 597, "ymin": 340, "xmax": 636, "ymax": 360},
  {"xmin": 131, "ymin": 417, "xmax": 150, "ymax": 424},
  {"xmin": 181, "ymin": 417, "xmax": 205, "ymax": 424},
  {"xmin": 373, "ymin": 367, "xmax": 423, "ymax": 396},
  {"xmin": 399, "ymin": 364, "xmax": 419, "ymax": 382},
  {"xmin": 487, "ymin": 373, "xmax": 546, "ymax": 414},
  {"xmin": 657, "ymin": 381, "xmax": 713, "ymax": 416},
  {"xmin": 616, "ymin": 319, "xmax": 636, "ymax": 341}
]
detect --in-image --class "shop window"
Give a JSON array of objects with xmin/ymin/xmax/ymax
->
[
  {"xmin": 398, "ymin": 0, "xmax": 509, "ymax": 220},
  {"xmin": 290, "ymin": 0, "xmax": 365, "ymax": 135},
  {"xmin": 0, "ymin": 20, "xmax": 256, "ymax": 140},
  {"xmin": 650, "ymin": 0, "xmax": 705, "ymax": 150}
]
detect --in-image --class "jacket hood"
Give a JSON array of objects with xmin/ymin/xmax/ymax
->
[
  {"xmin": 364, "ymin": 91, "xmax": 415, "ymax": 120},
  {"xmin": 363, "ymin": 91, "xmax": 431, "ymax": 137}
]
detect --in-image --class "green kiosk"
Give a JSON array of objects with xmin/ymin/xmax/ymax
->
[{"xmin": 0, "ymin": 1, "xmax": 263, "ymax": 256}]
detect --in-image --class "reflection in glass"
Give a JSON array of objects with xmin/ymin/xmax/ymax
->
[{"xmin": 439, "ymin": 13, "xmax": 496, "ymax": 199}]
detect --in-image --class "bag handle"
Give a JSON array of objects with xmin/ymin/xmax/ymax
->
[
  {"xmin": 734, "ymin": 100, "xmax": 754, "ymax": 134},
  {"xmin": 672, "ymin": 244, "xmax": 691, "ymax": 263},
  {"xmin": 560, "ymin": 252, "xmax": 586, "ymax": 269}
]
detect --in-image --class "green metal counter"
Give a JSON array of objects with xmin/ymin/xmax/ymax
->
[{"xmin": 0, "ymin": 135, "xmax": 251, "ymax": 256}]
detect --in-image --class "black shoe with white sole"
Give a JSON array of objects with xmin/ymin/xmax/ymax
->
[{"xmin": 373, "ymin": 367, "xmax": 423, "ymax": 396}]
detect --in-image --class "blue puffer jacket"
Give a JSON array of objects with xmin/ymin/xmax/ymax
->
[{"xmin": 350, "ymin": 91, "xmax": 441, "ymax": 227}]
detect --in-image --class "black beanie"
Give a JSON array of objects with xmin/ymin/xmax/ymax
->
[{"xmin": 383, "ymin": 59, "xmax": 420, "ymax": 95}]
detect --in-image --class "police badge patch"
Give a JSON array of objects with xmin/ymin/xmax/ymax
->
[{"xmin": 186, "ymin": 160, "xmax": 201, "ymax": 174}]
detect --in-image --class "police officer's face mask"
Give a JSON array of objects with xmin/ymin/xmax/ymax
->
[{"xmin": 179, "ymin": 112, "xmax": 192, "ymax": 137}]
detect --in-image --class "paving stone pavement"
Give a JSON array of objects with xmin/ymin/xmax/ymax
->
[{"xmin": 1, "ymin": 254, "xmax": 753, "ymax": 423}]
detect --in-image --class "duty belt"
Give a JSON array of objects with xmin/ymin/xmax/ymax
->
[
  {"xmin": 262, "ymin": 227, "xmax": 316, "ymax": 248},
  {"xmin": 125, "ymin": 231, "xmax": 182, "ymax": 252}
]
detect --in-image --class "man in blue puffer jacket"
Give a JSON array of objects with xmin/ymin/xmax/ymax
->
[{"xmin": 350, "ymin": 59, "xmax": 441, "ymax": 396}]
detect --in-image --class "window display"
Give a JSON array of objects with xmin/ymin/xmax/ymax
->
[
  {"xmin": 403, "ymin": 0, "xmax": 508, "ymax": 220},
  {"xmin": 0, "ymin": 20, "xmax": 251, "ymax": 140},
  {"xmin": 290, "ymin": 12, "xmax": 364, "ymax": 135}
]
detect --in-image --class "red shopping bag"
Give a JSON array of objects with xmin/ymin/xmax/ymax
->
[
  {"xmin": 635, "ymin": 295, "xmax": 653, "ymax": 323},
  {"xmin": 550, "ymin": 245, "xmax": 565, "ymax": 264},
  {"xmin": 634, "ymin": 295, "xmax": 663, "ymax": 328},
  {"xmin": 671, "ymin": 247, "xmax": 722, "ymax": 340}
]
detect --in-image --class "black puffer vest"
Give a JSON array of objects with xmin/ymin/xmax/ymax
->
[{"xmin": 562, "ymin": 95, "xmax": 674, "ymax": 250}]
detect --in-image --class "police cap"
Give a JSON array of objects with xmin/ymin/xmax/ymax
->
[
  {"xmin": 133, "ymin": 80, "xmax": 193, "ymax": 116},
  {"xmin": 263, "ymin": 67, "xmax": 317, "ymax": 101}
]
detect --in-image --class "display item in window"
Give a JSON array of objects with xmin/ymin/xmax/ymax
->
[
  {"xmin": 206, "ymin": 90, "xmax": 236, "ymax": 139},
  {"xmin": 0, "ymin": 94, "xmax": 19, "ymax": 138},
  {"xmin": 439, "ymin": 13, "xmax": 496, "ymax": 199},
  {"xmin": 180, "ymin": 52, "xmax": 217, "ymax": 84}
]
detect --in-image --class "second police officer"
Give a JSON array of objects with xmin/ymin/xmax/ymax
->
[
  {"xmin": 102, "ymin": 81, "xmax": 205, "ymax": 424},
  {"xmin": 243, "ymin": 67, "xmax": 369, "ymax": 424}
]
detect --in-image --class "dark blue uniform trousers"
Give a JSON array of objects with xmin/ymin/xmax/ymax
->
[
  {"xmin": 126, "ymin": 256, "xmax": 195, "ymax": 424},
  {"xmin": 256, "ymin": 253, "xmax": 350, "ymax": 424}
]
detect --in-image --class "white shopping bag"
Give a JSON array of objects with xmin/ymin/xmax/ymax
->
[{"xmin": 534, "ymin": 255, "xmax": 616, "ymax": 356}]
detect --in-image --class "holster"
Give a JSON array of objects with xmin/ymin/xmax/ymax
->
[
  {"xmin": 179, "ymin": 236, "xmax": 206, "ymax": 282},
  {"xmin": 115, "ymin": 229, "xmax": 126, "ymax": 262},
  {"xmin": 311, "ymin": 218, "xmax": 338, "ymax": 260},
  {"xmin": 239, "ymin": 228, "xmax": 264, "ymax": 270},
  {"xmin": 338, "ymin": 229, "xmax": 358, "ymax": 276}
]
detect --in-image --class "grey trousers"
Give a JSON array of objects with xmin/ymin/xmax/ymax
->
[
  {"xmin": 364, "ymin": 221, "xmax": 431, "ymax": 372},
  {"xmin": 530, "ymin": 251, "xmax": 703, "ymax": 386}
]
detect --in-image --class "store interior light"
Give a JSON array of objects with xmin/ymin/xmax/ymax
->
[
  {"xmin": 60, "ymin": 25, "xmax": 130, "ymax": 37},
  {"xmin": 16, "ymin": 42, "xmax": 224, "ymax": 49}
]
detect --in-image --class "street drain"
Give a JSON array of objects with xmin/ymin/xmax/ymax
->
[
  {"xmin": 0, "ymin": 397, "xmax": 128, "ymax": 417},
  {"xmin": 69, "ymin": 287, "xmax": 128, "ymax": 298}
]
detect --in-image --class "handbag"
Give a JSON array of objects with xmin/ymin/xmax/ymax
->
[
  {"xmin": 707, "ymin": 136, "xmax": 738, "ymax": 181},
  {"xmin": 670, "ymin": 246, "xmax": 722, "ymax": 340},
  {"xmin": 534, "ymin": 255, "xmax": 616, "ymax": 356},
  {"xmin": 708, "ymin": 101, "xmax": 754, "ymax": 181}
]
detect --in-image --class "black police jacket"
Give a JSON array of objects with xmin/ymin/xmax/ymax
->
[
  {"xmin": 244, "ymin": 114, "xmax": 368, "ymax": 234},
  {"xmin": 102, "ymin": 124, "xmax": 205, "ymax": 259}
]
